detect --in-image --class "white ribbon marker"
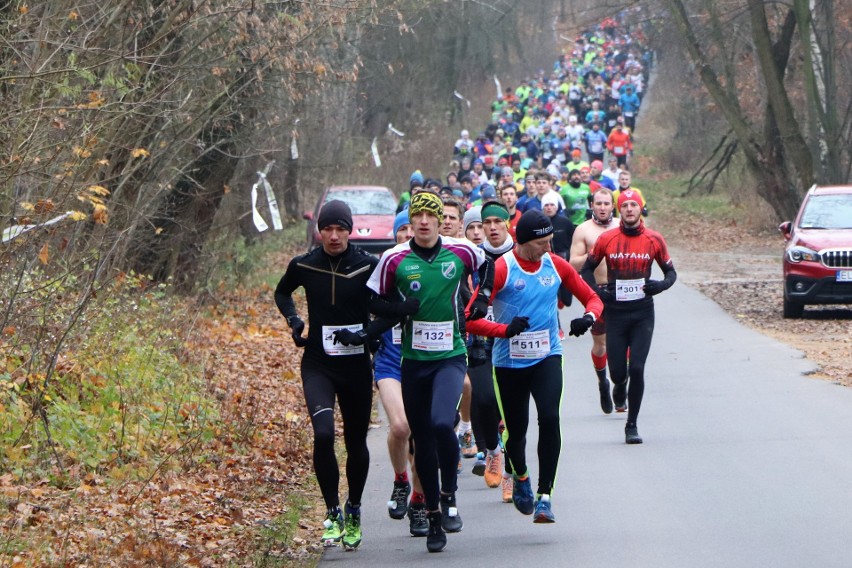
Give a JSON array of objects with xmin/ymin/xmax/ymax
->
[
  {"xmin": 291, "ymin": 119, "xmax": 300, "ymax": 159},
  {"xmin": 371, "ymin": 138, "xmax": 382, "ymax": 167},
  {"xmin": 454, "ymin": 90, "xmax": 471, "ymax": 108},
  {"xmin": 2, "ymin": 212, "xmax": 72, "ymax": 244},
  {"xmin": 251, "ymin": 161, "xmax": 283, "ymax": 232}
]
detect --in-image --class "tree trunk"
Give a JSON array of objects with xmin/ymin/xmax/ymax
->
[{"xmin": 747, "ymin": 0, "xmax": 814, "ymax": 191}]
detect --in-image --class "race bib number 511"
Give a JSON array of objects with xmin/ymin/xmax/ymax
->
[{"xmin": 509, "ymin": 329, "xmax": 550, "ymax": 359}]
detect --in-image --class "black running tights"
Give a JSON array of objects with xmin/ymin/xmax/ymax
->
[
  {"xmin": 401, "ymin": 355, "xmax": 466, "ymax": 511},
  {"xmin": 494, "ymin": 355, "xmax": 564, "ymax": 496},
  {"xmin": 301, "ymin": 354, "xmax": 373, "ymax": 510},
  {"xmin": 606, "ymin": 303, "xmax": 655, "ymax": 426},
  {"xmin": 468, "ymin": 360, "xmax": 501, "ymax": 453}
]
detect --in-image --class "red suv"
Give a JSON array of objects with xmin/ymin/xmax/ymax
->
[
  {"xmin": 779, "ymin": 184, "xmax": 852, "ymax": 318},
  {"xmin": 304, "ymin": 185, "xmax": 397, "ymax": 254}
]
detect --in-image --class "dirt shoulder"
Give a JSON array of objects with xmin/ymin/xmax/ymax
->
[
  {"xmin": 633, "ymin": 63, "xmax": 851, "ymax": 388},
  {"xmin": 646, "ymin": 205, "xmax": 852, "ymax": 387}
]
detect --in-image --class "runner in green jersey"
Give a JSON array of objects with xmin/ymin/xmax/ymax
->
[{"xmin": 367, "ymin": 192, "xmax": 487, "ymax": 553}]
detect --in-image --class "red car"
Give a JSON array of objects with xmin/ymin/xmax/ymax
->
[
  {"xmin": 304, "ymin": 185, "xmax": 397, "ymax": 254},
  {"xmin": 779, "ymin": 184, "xmax": 852, "ymax": 318}
]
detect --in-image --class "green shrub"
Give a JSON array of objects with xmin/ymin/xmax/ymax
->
[{"xmin": 0, "ymin": 269, "xmax": 217, "ymax": 485}]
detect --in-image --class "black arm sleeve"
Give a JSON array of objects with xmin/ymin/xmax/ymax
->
[
  {"xmin": 477, "ymin": 256, "xmax": 495, "ymax": 296},
  {"xmin": 370, "ymin": 294, "xmax": 407, "ymax": 318},
  {"xmin": 459, "ymin": 278, "xmax": 473, "ymax": 307},
  {"xmin": 660, "ymin": 262, "xmax": 677, "ymax": 290},
  {"xmin": 274, "ymin": 257, "xmax": 301, "ymax": 320},
  {"xmin": 364, "ymin": 294, "xmax": 404, "ymax": 340},
  {"xmin": 580, "ymin": 256, "xmax": 600, "ymax": 289}
]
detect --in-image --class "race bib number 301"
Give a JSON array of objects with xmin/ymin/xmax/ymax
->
[
  {"xmin": 616, "ymin": 278, "xmax": 645, "ymax": 302},
  {"xmin": 412, "ymin": 321, "xmax": 453, "ymax": 352}
]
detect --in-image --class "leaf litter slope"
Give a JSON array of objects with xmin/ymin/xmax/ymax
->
[{"xmin": 2, "ymin": 256, "xmax": 328, "ymax": 566}]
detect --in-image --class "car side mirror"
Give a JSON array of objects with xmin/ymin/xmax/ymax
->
[
  {"xmin": 778, "ymin": 221, "xmax": 792, "ymax": 240},
  {"xmin": 303, "ymin": 211, "xmax": 314, "ymax": 221}
]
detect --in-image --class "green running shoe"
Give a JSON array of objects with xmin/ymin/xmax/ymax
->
[
  {"xmin": 343, "ymin": 511, "xmax": 362, "ymax": 551},
  {"xmin": 321, "ymin": 511, "xmax": 344, "ymax": 547}
]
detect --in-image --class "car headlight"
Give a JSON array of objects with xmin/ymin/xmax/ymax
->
[{"xmin": 786, "ymin": 246, "xmax": 820, "ymax": 263}]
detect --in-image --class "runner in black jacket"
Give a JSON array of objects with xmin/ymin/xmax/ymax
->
[{"xmin": 275, "ymin": 200, "xmax": 393, "ymax": 550}]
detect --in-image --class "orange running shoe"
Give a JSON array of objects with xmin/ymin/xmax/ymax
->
[
  {"xmin": 501, "ymin": 474, "xmax": 513, "ymax": 503},
  {"xmin": 484, "ymin": 452, "xmax": 502, "ymax": 488}
]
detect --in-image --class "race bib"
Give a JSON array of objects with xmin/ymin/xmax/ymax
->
[
  {"xmin": 322, "ymin": 324, "xmax": 365, "ymax": 356},
  {"xmin": 412, "ymin": 321, "xmax": 453, "ymax": 352},
  {"xmin": 509, "ymin": 329, "xmax": 551, "ymax": 360},
  {"xmin": 485, "ymin": 305, "xmax": 495, "ymax": 323},
  {"xmin": 624, "ymin": 111, "xmax": 634, "ymax": 117},
  {"xmin": 616, "ymin": 278, "xmax": 645, "ymax": 302},
  {"xmin": 392, "ymin": 324, "xmax": 402, "ymax": 345},
  {"xmin": 614, "ymin": 146, "xmax": 624, "ymax": 154},
  {"xmin": 589, "ymin": 141, "xmax": 603, "ymax": 153}
]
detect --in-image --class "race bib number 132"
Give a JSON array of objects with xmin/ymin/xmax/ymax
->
[{"xmin": 411, "ymin": 321, "xmax": 453, "ymax": 352}]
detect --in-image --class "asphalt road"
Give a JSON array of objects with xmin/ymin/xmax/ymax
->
[{"xmin": 321, "ymin": 278, "xmax": 852, "ymax": 567}]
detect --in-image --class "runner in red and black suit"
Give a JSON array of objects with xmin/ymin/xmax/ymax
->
[{"xmin": 580, "ymin": 190, "xmax": 676, "ymax": 445}]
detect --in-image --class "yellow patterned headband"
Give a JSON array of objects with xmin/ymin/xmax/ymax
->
[{"xmin": 409, "ymin": 192, "xmax": 444, "ymax": 220}]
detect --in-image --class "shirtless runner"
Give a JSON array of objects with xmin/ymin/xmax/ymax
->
[{"xmin": 570, "ymin": 187, "xmax": 617, "ymax": 414}]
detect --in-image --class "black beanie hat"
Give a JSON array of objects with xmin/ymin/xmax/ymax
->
[
  {"xmin": 515, "ymin": 209, "xmax": 553, "ymax": 244},
  {"xmin": 317, "ymin": 200, "xmax": 353, "ymax": 232}
]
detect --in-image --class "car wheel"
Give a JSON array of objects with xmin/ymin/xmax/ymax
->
[{"xmin": 782, "ymin": 294, "xmax": 804, "ymax": 319}]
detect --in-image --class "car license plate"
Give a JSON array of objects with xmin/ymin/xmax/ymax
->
[{"xmin": 837, "ymin": 270, "xmax": 852, "ymax": 282}]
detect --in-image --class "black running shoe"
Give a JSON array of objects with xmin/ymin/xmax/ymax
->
[
  {"xmin": 407, "ymin": 502, "xmax": 429, "ymax": 537},
  {"xmin": 598, "ymin": 377, "xmax": 613, "ymax": 414},
  {"xmin": 387, "ymin": 480, "xmax": 411, "ymax": 520},
  {"xmin": 613, "ymin": 382, "xmax": 627, "ymax": 412},
  {"xmin": 426, "ymin": 511, "xmax": 447, "ymax": 553},
  {"xmin": 625, "ymin": 424, "xmax": 643, "ymax": 444},
  {"xmin": 439, "ymin": 492, "xmax": 463, "ymax": 533}
]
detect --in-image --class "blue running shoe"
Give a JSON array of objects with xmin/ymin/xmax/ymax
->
[
  {"xmin": 512, "ymin": 475, "xmax": 535, "ymax": 515},
  {"xmin": 533, "ymin": 494, "xmax": 556, "ymax": 523},
  {"xmin": 471, "ymin": 452, "xmax": 486, "ymax": 476},
  {"xmin": 459, "ymin": 430, "xmax": 477, "ymax": 458}
]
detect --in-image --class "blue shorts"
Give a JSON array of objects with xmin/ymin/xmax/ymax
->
[{"xmin": 373, "ymin": 329, "xmax": 402, "ymax": 383}]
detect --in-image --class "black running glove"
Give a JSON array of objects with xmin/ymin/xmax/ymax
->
[
  {"xmin": 397, "ymin": 297, "xmax": 421, "ymax": 316},
  {"xmin": 569, "ymin": 314, "xmax": 595, "ymax": 337},
  {"xmin": 597, "ymin": 285, "xmax": 615, "ymax": 303},
  {"xmin": 467, "ymin": 294, "xmax": 490, "ymax": 321},
  {"xmin": 505, "ymin": 316, "xmax": 530, "ymax": 338},
  {"xmin": 332, "ymin": 328, "xmax": 367, "ymax": 346},
  {"xmin": 643, "ymin": 279, "xmax": 665, "ymax": 296},
  {"xmin": 287, "ymin": 316, "xmax": 309, "ymax": 347}
]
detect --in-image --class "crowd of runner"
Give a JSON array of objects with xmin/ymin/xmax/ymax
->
[{"xmin": 275, "ymin": 11, "xmax": 677, "ymax": 556}]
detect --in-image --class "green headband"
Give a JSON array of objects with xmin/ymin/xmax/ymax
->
[{"xmin": 480, "ymin": 202, "xmax": 510, "ymax": 221}]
